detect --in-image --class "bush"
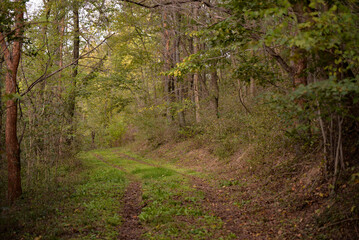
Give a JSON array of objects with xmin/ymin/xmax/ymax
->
[{"xmin": 104, "ymin": 115, "xmax": 127, "ymax": 147}]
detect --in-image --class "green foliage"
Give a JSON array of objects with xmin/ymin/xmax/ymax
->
[
  {"xmin": 177, "ymin": 125, "xmax": 203, "ymax": 139},
  {"xmin": 1, "ymin": 92, "xmax": 23, "ymax": 102},
  {"xmin": 293, "ymin": 78, "xmax": 359, "ymax": 116},
  {"xmin": 134, "ymin": 104, "xmax": 178, "ymax": 147},
  {"xmin": 104, "ymin": 115, "xmax": 127, "ymax": 146},
  {"xmin": 0, "ymin": 0, "xmax": 27, "ymax": 39},
  {"xmin": 270, "ymin": 77, "xmax": 359, "ymax": 142},
  {"xmin": 214, "ymin": 134, "xmax": 240, "ymax": 159},
  {"xmin": 233, "ymin": 55, "xmax": 278, "ymax": 85}
]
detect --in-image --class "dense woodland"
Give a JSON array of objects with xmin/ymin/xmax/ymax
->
[{"xmin": 1, "ymin": 0, "xmax": 359, "ymax": 239}]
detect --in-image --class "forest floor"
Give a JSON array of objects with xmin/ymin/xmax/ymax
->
[{"xmin": 1, "ymin": 145, "xmax": 358, "ymax": 239}]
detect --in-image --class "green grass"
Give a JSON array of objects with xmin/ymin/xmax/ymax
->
[
  {"xmin": 1, "ymin": 148, "xmax": 237, "ymax": 239},
  {"xmin": 0, "ymin": 152, "xmax": 127, "ymax": 240},
  {"xmin": 131, "ymin": 167, "xmax": 176, "ymax": 179},
  {"xmin": 113, "ymin": 148, "xmax": 205, "ymax": 177},
  {"xmin": 93, "ymin": 148, "xmax": 236, "ymax": 240}
]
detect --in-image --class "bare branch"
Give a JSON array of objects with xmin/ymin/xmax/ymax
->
[
  {"xmin": 250, "ymin": 33, "xmax": 293, "ymax": 76},
  {"xmin": 263, "ymin": 44, "xmax": 293, "ymax": 76},
  {"xmin": 21, "ymin": 33, "xmax": 115, "ymax": 96},
  {"xmin": 121, "ymin": 0, "xmax": 231, "ymax": 14}
]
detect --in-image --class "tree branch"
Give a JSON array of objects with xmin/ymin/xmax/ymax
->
[
  {"xmin": 121, "ymin": 0, "xmax": 231, "ymax": 14},
  {"xmin": 21, "ymin": 33, "xmax": 115, "ymax": 96},
  {"xmin": 263, "ymin": 44, "xmax": 293, "ymax": 76},
  {"xmin": 250, "ymin": 33, "xmax": 294, "ymax": 76}
]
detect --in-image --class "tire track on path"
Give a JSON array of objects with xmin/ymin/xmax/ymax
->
[
  {"xmin": 111, "ymin": 151, "xmax": 249, "ymax": 238},
  {"xmin": 92, "ymin": 153, "xmax": 144, "ymax": 240}
]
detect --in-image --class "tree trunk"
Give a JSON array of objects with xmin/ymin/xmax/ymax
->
[
  {"xmin": 67, "ymin": 1, "xmax": 80, "ymax": 144},
  {"xmin": 193, "ymin": 5, "xmax": 200, "ymax": 123},
  {"xmin": 210, "ymin": 70, "xmax": 220, "ymax": 118},
  {"xmin": 58, "ymin": 18, "xmax": 65, "ymax": 156},
  {"xmin": 0, "ymin": 0, "xmax": 24, "ymax": 203},
  {"xmin": 173, "ymin": 12, "xmax": 186, "ymax": 127},
  {"xmin": 162, "ymin": 9, "xmax": 173, "ymax": 122},
  {"xmin": 291, "ymin": 2, "xmax": 308, "ymax": 88},
  {"xmin": 5, "ymin": 71, "xmax": 21, "ymax": 203},
  {"xmin": 58, "ymin": 10, "xmax": 65, "ymax": 80},
  {"xmin": 0, "ymin": 58, "xmax": 3, "ymax": 163},
  {"xmin": 292, "ymin": 46, "xmax": 308, "ymax": 88},
  {"xmin": 249, "ymin": 77, "xmax": 256, "ymax": 97},
  {"xmin": 70, "ymin": 1, "xmax": 80, "ymax": 117}
]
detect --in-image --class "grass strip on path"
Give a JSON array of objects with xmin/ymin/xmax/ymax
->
[
  {"xmin": 92, "ymin": 152, "xmax": 144, "ymax": 240},
  {"xmin": 92, "ymin": 148, "xmax": 236, "ymax": 240},
  {"xmin": 111, "ymin": 148, "xmax": 249, "ymax": 238}
]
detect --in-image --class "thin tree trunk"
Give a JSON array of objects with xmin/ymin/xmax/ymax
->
[
  {"xmin": 249, "ymin": 77, "xmax": 256, "ymax": 97},
  {"xmin": 176, "ymin": 81, "xmax": 186, "ymax": 127},
  {"xmin": 162, "ymin": 9, "xmax": 172, "ymax": 122},
  {"xmin": 193, "ymin": 5, "xmax": 200, "ymax": 123},
  {"xmin": 291, "ymin": 3, "xmax": 308, "ymax": 88},
  {"xmin": 67, "ymin": 1, "xmax": 80, "ymax": 144},
  {"xmin": 199, "ymin": 73, "xmax": 209, "ymax": 98},
  {"xmin": 333, "ymin": 116, "xmax": 344, "ymax": 193},
  {"xmin": 174, "ymin": 12, "xmax": 185, "ymax": 127},
  {"xmin": 318, "ymin": 103, "xmax": 328, "ymax": 178},
  {"xmin": 292, "ymin": 46, "xmax": 308, "ymax": 88},
  {"xmin": 57, "ymin": 11, "xmax": 65, "ymax": 157},
  {"xmin": 237, "ymin": 80, "xmax": 251, "ymax": 114},
  {"xmin": 210, "ymin": 70, "xmax": 220, "ymax": 118},
  {"xmin": 58, "ymin": 11, "xmax": 65, "ymax": 83},
  {"xmin": 70, "ymin": 1, "xmax": 80, "ymax": 117},
  {"xmin": 58, "ymin": 16, "xmax": 64, "ymax": 155}
]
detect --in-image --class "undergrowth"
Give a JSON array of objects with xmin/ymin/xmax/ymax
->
[{"xmin": 0, "ymin": 152, "xmax": 127, "ymax": 240}]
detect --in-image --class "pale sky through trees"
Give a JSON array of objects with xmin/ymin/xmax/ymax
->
[{"xmin": 27, "ymin": 0, "xmax": 43, "ymax": 16}]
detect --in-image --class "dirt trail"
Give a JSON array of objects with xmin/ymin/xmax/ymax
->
[
  {"xmin": 112, "ymin": 151, "xmax": 251, "ymax": 238},
  {"xmin": 92, "ymin": 153, "xmax": 144, "ymax": 239},
  {"xmin": 118, "ymin": 181, "xmax": 143, "ymax": 240}
]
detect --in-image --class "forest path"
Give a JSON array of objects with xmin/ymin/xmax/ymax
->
[
  {"xmin": 1, "ymin": 148, "xmax": 279, "ymax": 239},
  {"xmin": 91, "ymin": 148, "xmax": 251, "ymax": 239},
  {"xmin": 92, "ymin": 153, "xmax": 144, "ymax": 240},
  {"xmin": 110, "ymin": 149, "xmax": 250, "ymax": 238}
]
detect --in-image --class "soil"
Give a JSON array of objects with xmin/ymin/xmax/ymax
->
[{"xmin": 118, "ymin": 181, "xmax": 144, "ymax": 240}]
